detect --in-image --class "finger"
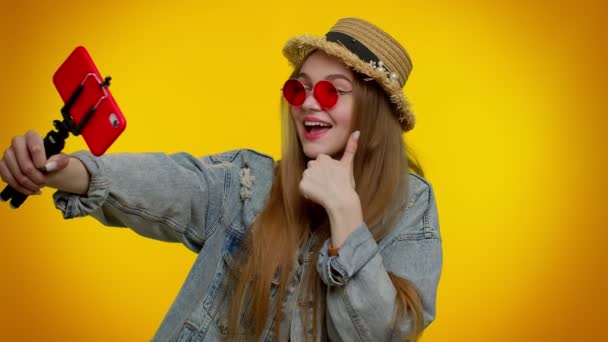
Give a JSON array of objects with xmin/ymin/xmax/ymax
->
[
  {"xmin": 316, "ymin": 154, "xmax": 330, "ymax": 161},
  {"xmin": 25, "ymin": 130, "xmax": 46, "ymax": 169},
  {"xmin": 0, "ymin": 158, "xmax": 36, "ymax": 195},
  {"xmin": 3, "ymin": 147, "xmax": 40, "ymax": 194},
  {"xmin": 14, "ymin": 134, "xmax": 46, "ymax": 186},
  {"xmin": 44, "ymin": 153, "xmax": 70, "ymax": 173},
  {"xmin": 299, "ymin": 179, "xmax": 311, "ymax": 200},
  {"xmin": 340, "ymin": 130, "xmax": 360, "ymax": 166}
]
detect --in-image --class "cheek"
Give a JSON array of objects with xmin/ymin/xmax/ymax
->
[
  {"xmin": 291, "ymin": 106, "xmax": 306, "ymax": 119},
  {"xmin": 333, "ymin": 104, "xmax": 355, "ymax": 128},
  {"xmin": 290, "ymin": 108, "xmax": 301, "ymax": 125}
]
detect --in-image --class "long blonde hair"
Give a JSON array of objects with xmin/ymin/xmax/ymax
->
[{"xmin": 228, "ymin": 64, "xmax": 425, "ymax": 341}]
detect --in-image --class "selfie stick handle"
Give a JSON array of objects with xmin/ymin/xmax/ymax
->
[
  {"xmin": 0, "ymin": 76, "xmax": 111, "ymax": 209},
  {"xmin": 0, "ymin": 123, "xmax": 69, "ymax": 208}
]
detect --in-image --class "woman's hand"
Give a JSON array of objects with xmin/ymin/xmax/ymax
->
[
  {"xmin": 299, "ymin": 131, "xmax": 364, "ymax": 247},
  {"xmin": 0, "ymin": 130, "xmax": 70, "ymax": 195},
  {"xmin": 299, "ymin": 131, "xmax": 359, "ymax": 208}
]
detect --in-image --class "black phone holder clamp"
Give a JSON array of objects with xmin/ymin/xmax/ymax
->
[{"xmin": 1, "ymin": 74, "xmax": 112, "ymax": 209}]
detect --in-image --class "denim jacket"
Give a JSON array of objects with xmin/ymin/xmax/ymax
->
[{"xmin": 53, "ymin": 149, "xmax": 442, "ymax": 341}]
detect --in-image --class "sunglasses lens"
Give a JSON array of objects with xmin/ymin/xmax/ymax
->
[
  {"xmin": 314, "ymin": 80, "xmax": 338, "ymax": 109},
  {"xmin": 282, "ymin": 79, "xmax": 306, "ymax": 106}
]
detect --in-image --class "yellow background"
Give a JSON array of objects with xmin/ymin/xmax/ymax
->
[{"xmin": 1, "ymin": 0, "xmax": 606, "ymax": 340}]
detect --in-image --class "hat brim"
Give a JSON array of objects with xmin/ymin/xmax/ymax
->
[{"xmin": 282, "ymin": 35, "xmax": 415, "ymax": 132}]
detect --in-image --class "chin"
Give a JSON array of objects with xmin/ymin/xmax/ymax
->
[
  {"xmin": 303, "ymin": 149, "xmax": 320, "ymax": 160},
  {"xmin": 302, "ymin": 144, "xmax": 339, "ymax": 160}
]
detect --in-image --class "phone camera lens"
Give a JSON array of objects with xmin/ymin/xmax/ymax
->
[{"xmin": 109, "ymin": 113, "xmax": 119, "ymax": 128}]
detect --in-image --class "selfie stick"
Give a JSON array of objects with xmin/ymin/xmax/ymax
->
[{"xmin": 0, "ymin": 74, "xmax": 112, "ymax": 209}]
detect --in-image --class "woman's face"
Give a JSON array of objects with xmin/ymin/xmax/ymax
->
[{"xmin": 290, "ymin": 50, "xmax": 355, "ymax": 160}]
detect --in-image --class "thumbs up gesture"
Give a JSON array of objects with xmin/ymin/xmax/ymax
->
[
  {"xmin": 299, "ymin": 130, "xmax": 364, "ymax": 246},
  {"xmin": 299, "ymin": 130, "xmax": 360, "ymax": 211}
]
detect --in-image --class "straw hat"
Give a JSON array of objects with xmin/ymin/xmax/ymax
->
[{"xmin": 282, "ymin": 17, "xmax": 416, "ymax": 132}]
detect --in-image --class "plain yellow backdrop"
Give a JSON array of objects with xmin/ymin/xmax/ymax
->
[{"xmin": 0, "ymin": 0, "xmax": 606, "ymax": 340}]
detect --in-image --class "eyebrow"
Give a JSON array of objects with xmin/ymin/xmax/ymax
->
[{"xmin": 297, "ymin": 72, "xmax": 353, "ymax": 84}]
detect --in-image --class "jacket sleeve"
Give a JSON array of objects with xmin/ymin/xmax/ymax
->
[
  {"xmin": 316, "ymin": 174, "xmax": 443, "ymax": 341},
  {"xmin": 52, "ymin": 149, "xmax": 237, "ymax": 253}
]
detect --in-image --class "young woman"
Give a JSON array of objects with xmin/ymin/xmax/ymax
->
[{"xmin": 0, "ymin": 18, "xmax": 442, "ymax": 341}]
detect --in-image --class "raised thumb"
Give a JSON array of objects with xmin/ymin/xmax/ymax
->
[{"xmin": 340, "ymin": 130, "xmax": 360, "ymax": 166}]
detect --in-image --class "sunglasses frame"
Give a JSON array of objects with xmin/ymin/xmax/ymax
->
[{"xmin": 282, "ymin": 78, "xmax": 353, "ymax": 110}]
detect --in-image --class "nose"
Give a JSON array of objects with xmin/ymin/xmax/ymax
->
[{"xmin": 300, "ymin": 89, "xmax": 322, "ymax": 112}]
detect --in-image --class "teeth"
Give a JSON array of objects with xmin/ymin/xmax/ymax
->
[{"xmin": 304, "ymin": 121, "xmax": 331, "ymax": 127}]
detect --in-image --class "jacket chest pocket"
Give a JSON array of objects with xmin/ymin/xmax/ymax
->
[
  {"xmin": 211, "ymin": 250, "xmax": 280, "ymax": 338},
  {"xmin": 208, "ymin": 241, "xmax": 247, "ymax": 338}
]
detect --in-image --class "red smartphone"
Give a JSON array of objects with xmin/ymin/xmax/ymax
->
[{"xmin": 53, "ymin": 46, "xmax": 126, "ymax": 156}]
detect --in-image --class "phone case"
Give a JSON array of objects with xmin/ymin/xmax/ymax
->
[{"xmin": 53, "ymin": 46, "xmax": 126, "ymax": 156}]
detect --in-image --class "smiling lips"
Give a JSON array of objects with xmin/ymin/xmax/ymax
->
[{"xmin": 303, "ymin": 117, "xmax": 333, "ymax": 140}]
